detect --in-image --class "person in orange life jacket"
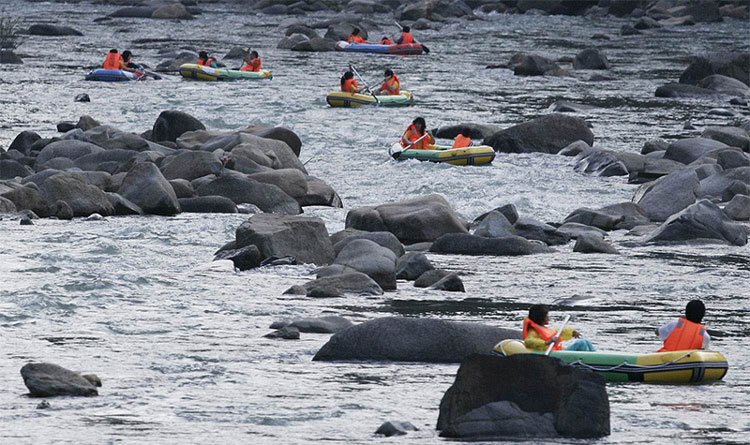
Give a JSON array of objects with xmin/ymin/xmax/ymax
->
[
  {"xmin": 395, "ymin": 26, "xmax": 414, "ymax": 44},
  {"xmin": 102, "ymin": 49, "xmax": 125, "ymax": 70},
  {"xmin": 241, "ymin": 50, "xmax": 261, "ymax": 72},
  {"xmin": 452, "ymin": 127, "xmax": 472, "ymax": 148},
  {"xmin": 120, "ymin": 50, "xmax": 143, "ymax": 73},
  {"xmin": 197, "ymin": 51, "xmax": 217, "ymax": 68},
  {"xmin": 380, "ymin": 36, "xmax": 392, "ymax": 45},
  {"xmin": 523, "ymin": 304, "xmax": 595, "ymax": 352},
  {"xmin": 657, "ymin": 300, "xmax": 710, "ymax": 352},
  {"xmin": 348, "ymin": 28, "xmax": 366, "ymax": 44},
  {"xmin": 340, "ymin": 71, "xmax": 363, "ymax": 94},
  {"xmin": 373, "ymin": 69, "xmax": 400, "ymax": 96},
  {"xmin": 400, "ymin": 117, "xmax": 435, "ymax": 150}
]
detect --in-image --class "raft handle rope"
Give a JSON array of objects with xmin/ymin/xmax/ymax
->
[{"xmin": 567, "ymin": 351, "xmax": 695, "ymax": 373}]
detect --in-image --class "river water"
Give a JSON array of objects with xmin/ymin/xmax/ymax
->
[{"xmin": 1, "ymin": 1, "xmax": 749, "ymax": 443}]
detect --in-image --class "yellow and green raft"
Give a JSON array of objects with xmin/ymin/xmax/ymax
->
[
  {"xmin": 494, "ymin": 339, "xmax": 728, "ymax": 384},
  {"xmin": 326, "ymin": 90, "xmax": 414, "ymax": 107},
  {"xmin": 179, "ymin": 63, "xmax": 272, "ymax": 81},
  {"xmin": 388, "ymin": 143, "xmax": 495, "ymax": 166}
]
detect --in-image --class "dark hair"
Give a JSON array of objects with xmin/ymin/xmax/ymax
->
[
  {"xmin": 412, "ymin": 117, "xmax": 426, "ymax": 133},
  {"xmin": 250, "ymin": 50, "xmax": 258, "ymax": 58},
  {"xmin": 109, "ymin": 49, "xmax": 118, "ymax": 53},
  {"xmin": 685, "ymin": 300, "xmax": 705, "ymax": 323},
  {"xmin": 384, "ymin": 69, "xmax": 394, "ymax": 77},
  {"xmin": 460, "ymin": 127, "xmax": 471, "ymax": 137},
  {"xmin": 199, "ymin": 51, "xmax": 208, "ymax": 59},
  {"xmin": 122, "ymin": 50, "xmax": 132, "ymax": 61},
  {"xmin": 341, "ymin": 70, "xmax": 354, "ymax": 86},
  {"xmin": 382, "ymin": 36, "xmax": 389, "ymax": 40},
  {"xmin": 528, "ymin": 304, "xmax": 549, "ymax": 325},
  {"xmin": 402, "ymin": 26, "xmax": 410, "ymax": 32},
  {"xmin": 352, "ymin": 28, "xmax": 360, "ymax": 35}
]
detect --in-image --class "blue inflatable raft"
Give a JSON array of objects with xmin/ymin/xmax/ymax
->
[{"xmin": 85, "ymin": 69, "xmax": 142, "ymax": 82}]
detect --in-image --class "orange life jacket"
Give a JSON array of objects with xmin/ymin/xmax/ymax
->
[
  {"xmin": 452, "ymin": 134, "xmax": 471, "ymax": 149},
  {"xmin": 658, "ymin": 318, "xmax": 705, "ymax": 352},
  {"xmin": 102, "ymin": 52, "xmax": 123, "ymax": 70},
  {"xmin": 523, "ymin": 318, "xmax": 563, "ymax": 351},
  {"xmin": 398, "ymin": 32, "xmax": 414, "ymax": 44},
  {"xmin": 401, "ymin": 124, "xmax": 433, "ymax": 150},
  {"xmin": 241, "ymin": 58, "xmax": 261, "ymax": 72},
  {"xmin": 348, "ymin": 34, "xmax": 365, "ymax": 44},
  {"xmin": 381, "ymin": 74, "xmax": 400, "ymax": 95},
  {"xmin": 380, "ymin": 38, "xmax": 392, "ymax": 45},
  {"xmin": 342, "ymin": 78, "xmax": 358, "ymax": 93},
  {"xmin": 198, "ymin": 57, "xmax": 215, "ymax": 67}
]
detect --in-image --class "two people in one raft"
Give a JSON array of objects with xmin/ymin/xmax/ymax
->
[
  {"xmin": 400, "ymin": 117, "xmax": 473, "ymax": 150},
  {"xmin": 347, "ymin": 26, "xmax": 417, "ymax": 45},
  {"xmin": 523, "ymin": 300, "xmax": 710, "ymax": 353},
  {"xmin": 102, "ymin": 49, "xmax": 143, "ymax": 74},
  {"xmin": 196, "ymin": 50, "xmax": 261, "ymax": 72},
  {"xmin": 340, "ymin": 69, "xmax": 401, "ymax": 96}
]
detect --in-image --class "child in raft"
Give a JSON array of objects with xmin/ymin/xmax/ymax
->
[
  {"xmin": 340, "ymin": 71, "xmax": 363, "ymax": 94},
  {"xmin": 523, "ymin": 304, "xmax": 595, "ymax": 351},
  {"xmin": 451, "ymin": 127, "xmax": 472, "ymax": 148},
  {"xmin": 197, "ymin": 51, "xmax": 217, "ymax": 68},
  {"xmin": 241, "ymin": 50, "xmax": 261, "ymax": 72},
  {"xmin": 656, "ymin": 299, "xmax": 710, "ymax": 352}
]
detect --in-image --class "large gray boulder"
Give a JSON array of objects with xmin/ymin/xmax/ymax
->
[
  {"xmin": 178, "ymin": 196, "xmax": 238, "ymax": 213},
  {"xmin": 724, "ymin": 194, "xmax": 750, "ymax": 220},
  {"xmin": 345, "ymin": 194, "xmax": 468, "ymax": 244},
  {"xmin": 513, "ymin": 217, "xmax": 571, "ymax": 245},
  {"xmin": 563, "ymin": 208, "xmax": 623, "ymax": 231},
  {"xmin": 35, "ymin": 140, "xmax": 104, "ymax": 168},
  {"xmin": 270, "ymin": 315, "xmax": 353, "ymax": 334},
  {"xmin": 573, "ymin": 48, "xmax": 610, "ymax": 70},
  {"xmin": 430, "ymin": 233, "xmax": 553, "ymax": 255},
  {"xmin": 233, "ymin": 213, "xmax": 334, "ymax": 266},
  {"xmin": 596, "ymin": 202, "xmax": 651, "ymax": 230},
  {"xmin": 289, "ymin": 272, "xmax": 383, "ymax": 296},
  {"xmin": 244, "ymin": 126, "xmax": 302, "ymax": 157},
  {"xmin": 664, "ymin": 138, "xmax": 729, "ymax": 164},
  {"xmin": 698, "ymin": 167, "xmax": 750, "ymax": 199},
  {"xmin": 0, "ymin": 159, "xmax": 33, "ymax": 179},
  {"xmin": 486, "ymin": 114, "xmax": 594, "ymax": 154},
  {"xmin": 701, "ymin": 127, "xmax": 750, "ymax": 152},
  {"xmin": 644, "ymin": 199, "xmax": 747, "ymax": 246},
  {"xmin": 152, "ymin": 111, "xmax": 206, "ymax": 143},
  {"xmin": 442, "ymin": 401, "xmax": 557, "ymax": 439},
  {"xmin": 27, "ymin": 24, "xmax": 83, "ymax": 36},
  {"xmin": 396, "ymin": 252, "xmax": 434, "ymax": 280},
  {"xmin": 8, "ymin": 131, "xmax": 41, "ymax": 155},
  {"xmin": 1, "ymin": 186, "xmax": 50, "ymax": 217},
  {"xmin": 297, "ymin": 175, "xmax": 343, "ymax": 208},
  {"xmin": 39, "ymin": 173, "xmax": 114, "ymax": 217},
  {"xmin": 510, "ymin": 53, "xmax": 562, "ymax": 76},
  {"xmin": 20, "ymin": 363, "xmax": 99, "ymax": 397},
  {"xmin": 635, "ymin": 169, "xmax": 700, "ymax": 221},
  {"xmin": 655, "ymin": 83, "xmax": 727, "ymax": 98},
  {"xmin": 333, "ymin": 239, "xmax": 398, "ymax": 290},
  {"xmin": 679, "ymin": 52, "xmax": 750, "ymax": 87},
  {"xmin": 433, "ymin": 123, "xmax": 502, "ymax": 140},
  {"xmin": 313, "ymin": 317, "xmax": 521, "ymax": 363},
  {"xmin": 117, "ymin": 162, "xmax": 181, "ymax": 216},
  {"xmin": 231, "ymin": 132, "xmax": 306, "ymax": 172},
  {"xmin": 573, "ymin": 234, "xmax": 619, "ymax": 254},
  {"xmin": 697, "ymin": 75, "xmax": 750, "ymax": 97},
  {"xmin": 333, "ymin": 231, "xmax": 404, "ymax": 257},
  {"xmin": 438, "ymin": 354, "xmax": 609, "ymax": 438},
  {"xmin": 73, "ymin": 149, "xmax": 138, "ymax": 172},
  {"xmin": 248, "ymin": 169, "xmax": 308, "ymax": 198},
  {"xmin": 195, "ymin": 171, "xmax": 301, "ymax": 215},
  {"xmin": 0, "ymin": 196, "xmax": 17, "ymax": 213},
  {"xmin": 473, "ymin": 210, "xmax": 515, "ymax": 238},
  {"xmin": 161, "ymin": 151, "xmax": 223, "ymax": 181},
  {"xmin": 151, "ymin": 3, "xmax": 193, "ymax": 19}
]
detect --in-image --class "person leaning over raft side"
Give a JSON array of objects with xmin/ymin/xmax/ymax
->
[
  {"xmin": 197, "ymin": 51, "xmax": 217, "ymax": 68},
  {"xmin": 380, "ymin": 36, "xmax": 392, "ymax": 45},
  {"xmin": 452, "ymin": 128, "xmax": 472, "ymax": 148},
  {"xmin": 400, "ymin": 117, "xmax": 435, "ymax": 150},
  {"xmin": 340, "ymin": 71, "xmax": 363, "ymax": 94},
  {"xmin": 102, "ymin": 49, "xmax": 125, "ymax": 70},
  {"xmin": 372, "ymin": 69, "xmax": 400, "ymax": 96},
  {"xmin": 523, "ymin": 304, "xmax": 595, "ymax": 352},
  {"xmin": 395, "ymin": 26, "xmax": 415, "ymax": 44},
  {"xmin": 121, "ymin": 50, "xmax": 143, "ymax": 73},
  {"xmin": 657, "ymin": 300, "xmax": 710, "ymax": 352},
  {"xmin": 241, "ymin": 50, "xmax": 261, "ymax": 72},
  {"xmin": 348, "ymin": 28, "xmax": 366, "ymax": 44}
]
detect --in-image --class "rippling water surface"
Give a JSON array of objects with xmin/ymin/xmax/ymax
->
[{"xmin": 1, "ymin": 1, "xmax": 749, "ymax": 443}]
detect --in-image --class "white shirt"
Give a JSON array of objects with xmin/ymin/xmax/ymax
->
[{"xmin": 658, "ymin": 320, "xmax": 710, "ymax": 349}]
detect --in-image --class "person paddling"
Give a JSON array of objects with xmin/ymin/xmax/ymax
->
[
  {"xmin": 373, "ymin": 69, "xmax": 400, "ymax": 96},
  {"xmin": 395, "ymin": 25, "xmax": 415, "ymax": 44},
  {"xmin": 523, "ymin": 304, "xmax": 595, "ymax": 352},
  {"xmin": 102, "ymin": 49, "xmax": 125, "ymax": 70},
  {"xmin": 120, "ymin": 50, "xmax": 144, "ymax": 74},
  {"xmin": 452, "ymin": 128, "xmax": 472, "ymax": 148},
  {"xmin": 197, "ymin": 51, "xmax": 217, "ymax": 68},
  {"xmin": 340, "ymin": 71, "xmax": 363, "ymax": 94},
  {"xmin": 348, "ymin": 28, "xmax": 367, "ymax": 44},
  {"xmin": 400, "ymin": 117, "xmax": 434, "ymax": 150},
  {"xmin": 241, "ymin": 50, "xmax": 261, "ymax": 72},
  {"xmin": 657, "ymin": 300, "xmax": 710, "ymax": 352}
]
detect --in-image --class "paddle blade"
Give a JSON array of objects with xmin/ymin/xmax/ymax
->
[{"xmin": 422, "ymin": 45, "xmax": 431, "ymax": 55}]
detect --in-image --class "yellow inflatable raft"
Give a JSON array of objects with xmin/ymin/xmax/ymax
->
[
  {"xmin": 388, "ymin": 143, "xmax": 495, "ymax": 166},
  {"xmin": 326, "ymin": 90, "xmax": 414, "ymax": 107}
]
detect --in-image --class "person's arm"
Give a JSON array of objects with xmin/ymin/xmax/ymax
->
[
  {"xmin": 401, "ymin": 129, "xmax": 413, "ymax": 147},
  {"xmin": 657, "ymin": 321, "xmax": 676, "ymax": 340},
  {"xmin": 702, "ymin": 331, "xmax": 711, "ymax": 349},
  {"xmin": 559, "ymin": 327, "xmax": 575, "ymax": 341},
  {"xmin": 395, "ymin": 34, "xmax": 403, "ymax": 44},
  {"xmin": 524, "ymin": 331, "xmax": 547, "ymax": 350}
]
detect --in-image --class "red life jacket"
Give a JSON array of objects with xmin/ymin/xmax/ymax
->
[
  {"xmin": 452, "ymin": 134, "xmax": 471, "ymax": 149},
  {"xmin": 381, "ymin": 74, "xmax": 400, "ymax": 95},
  {"xmin": 523, "ymin": 318, "xmax": 563, "ymax": 351},
  {"xmin": 658, "ymin": 318, "xmax": 705, "ymax": 352},
  {"xmin": 341, "ymin": 78, "xmax": 358, "ymax": 93},
  {"xmin": 198, "ymin": 57, "xmax": 215, "ymax": 67},
  {"xmin": 380, "ymin": 38, "xmax": 392, "ymax": 45},
  {"xmin": 348, "ymin": 34, "xmax": 365, "ymax": 44},
  {"xmin": 241, "ymin": 58, "xmax": 261, "ymax": 72},
  {"xmin": 103, "ymin": 52, "xmax": 122, "ymax": 70},
  {"xmin": 401, "ymin": 124, "xmax": 432, "ymax": 150},
  {"xmin": 399, "ymin": 32, "xmax": 414, "ymax": 44}
]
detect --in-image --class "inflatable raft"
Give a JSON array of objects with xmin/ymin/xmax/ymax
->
[
  {"xmin": 178, "ymin": 63, "xmax": 272, "ymax": 81},
  {"xmin": 335, "ymin": 41, "xmax": 424, "ymax": 56},
  {"xmin": 494, "ymin": 340, "xmax": 728, "ymax": 384},
  {"xmin": 388, "ymin": 143, "xmax": 495, "ymax": 166},
  {"xmin": 85, "ymin": 69, "xmax": 142, "ymax": 82},
  {"xmin": 327, "ymin": 90, "xmax": 414, "ymax": 107}
]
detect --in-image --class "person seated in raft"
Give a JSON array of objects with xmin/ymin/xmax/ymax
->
[
  {"xmin": 395, "ymin": 26, "xmax": 415, "ymax": 44},
  {"xmin": 452, "ymin": 128, "xmax": 472, "ymax": 149},
  {"xmin": 656, "ymin": 300, "xmax": 710, "ymax": 352},
  {"xmin": 347, "ymin": 28, "xmax": 367, "ymax": 44},
  {"xmin": 372, "ymin": 69, "xmax": 400, "ymax": 96},
  {"xmin": 400, "ymin": 117, "xmax": 435, "ymax": 150},
  {"xmin": 241, "ymin": 50, "xmax": 261, "ymax": 72},
  {"xmin": 102, "ymin": 49, "xmax": 125, "ymax": 70},
  {"xmin": 379, "ymin": 36, "xmax": 392, "ymax": 45},
  {"xmin": 523, "ymin": 304, "xmax": 595, "ymax": 352},
  {"xmin": 340, "ymin": 71, "xmax": 363, "ymax": 94},
  {"xmin": 120, "ymin": 50, "xmax": 143, "ymax": 73},
  {"xmin": 197, "ymin": 51, "xmax": 217, "ymax": 68}
]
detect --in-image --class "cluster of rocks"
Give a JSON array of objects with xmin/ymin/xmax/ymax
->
[
  {"xmin": 99, "ymin": 2, "xmax": 199, "ymax": 21},
  {"xmin": 614, "ymin": 0, "xmax": 749, "ymax": 34},
  {"xmin": 21, "ymin": 362, "xmax": 101, "ymax": 398},
  {"xmin": 488, "ymin": 47, "xmax": 610, "ymax": 78},
  {"xmin": 264, "ymin": 315, "xmax": 353, "ymax": 339},
  {"xmin": 0, "ymin": 110, "xmax": 341, "ymax": 221},
  {"xmin": 277, "ymin": 17, "xmax": 379, "ymax": 52},
  {"xmin": 655, "ymin": 52, "xmax": 749, "ymax": 104}
]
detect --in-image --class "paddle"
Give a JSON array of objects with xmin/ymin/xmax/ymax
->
[
  {"xmin": 142, "ymin": 69, "xmax": 162, "ymax": 80},
  {"xmin": 393, "ymin": 21, "xmax": 430, "ymax": 54},
  {"xmin": 545, "ymin": 315, "xmax": 571, "ymax": 356},
  {"xmin": 348, "ymin": 63, "xmax": 379, "ymax": 104}
]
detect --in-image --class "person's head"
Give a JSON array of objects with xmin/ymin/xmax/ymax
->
[
  {"xmin": 382, "ymin": 36, "xmax": 389, "ymax": 41},
  {"xmin": 384, "ymin": 68, "xmax": 394, "ymax": 79},
  {"xmin": 250, "ymin": 50, "xmax": 259, "ymax": 59},
  {"xmin": 412, "ymin": 117, "xmax": 426, "ymax": 133},
  {"xmin": 199, "ymin": 51, "xmax": 208, "ymax": 59},
  {"xmin": 352, "ymin": 28, "xmax": 360, "ymax": 36},
  {"xmin": 402, "ymin": 26, "xmax": 410, "ymax": 33},
  {"xmin": 460, "ymin": 127, "xmax": 471, "ymax": 137},
  {"xmin": 528, "ymin": 304, "xmax": 549, "ymax": 326},
  {"xmin": 109, "ymin": 49, "xmax": 118, "ymax": 54},
  {"xmin": 685, "ymin": 300, "xmax": 705, "ymax": 323},
  {"xmin": 341, "ymin": 70, "xmax": 354, "ymax": 85},
  {"xmin": 122, "ymin": 50, "xmax": 132, "ymax": 62}
]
